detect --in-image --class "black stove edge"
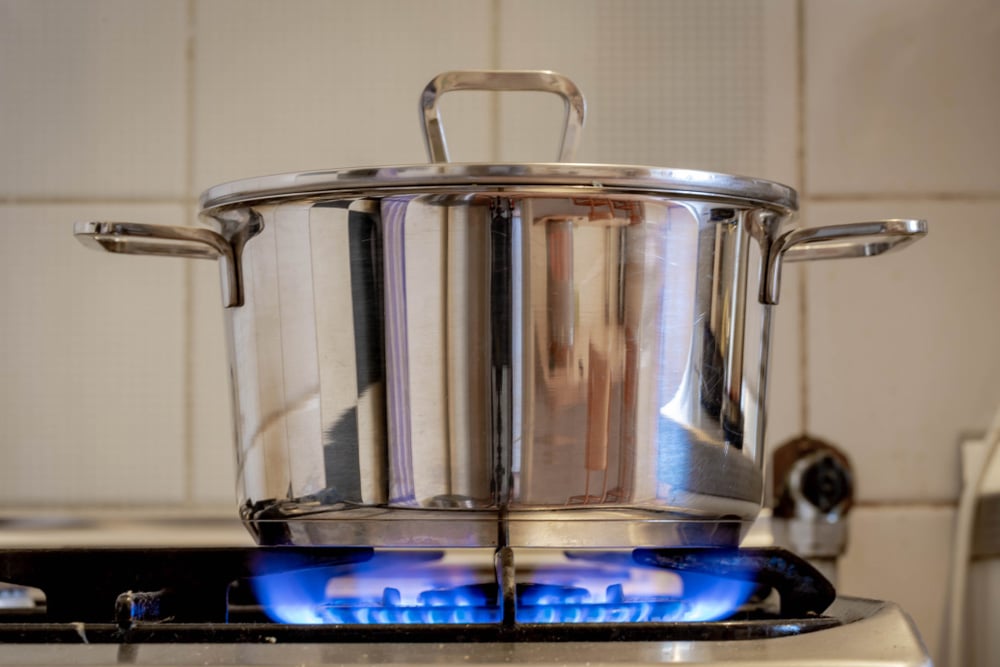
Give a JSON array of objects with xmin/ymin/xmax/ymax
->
[{"xmin": 0, "ymin": 617, "xmax": 841, "ymax": 644}]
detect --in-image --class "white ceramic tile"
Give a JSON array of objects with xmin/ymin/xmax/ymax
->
[
  {"xmin": 0, "ymin": 1, "xmax": 187, "ymax": 199},
  {"xmin": 838, "ymin": 505, "xmax": 955, "ymax": 662},
  {"xmin": 967, "ymin": 559, "xmax": 1000, "ymax": 667},
  {"xmin": 496, "ymin": 0, "xmax": 798, "ymax": 184},
  {"xmin": 190, "ymin": 226, "xmax": 239, "ymax": 506},
  {"xmin": 804, "ymin": 200, "xmax": 1000, "ymax": 503},
  {"xmin": 0, "ymin": 204, "xmax": 188, "ymax": 504},
  {"xmin": 193, "ymin": 0, "xmax": 493, "ymax": 193},
  {"xmin": 805, "ymin": 0, "xmax": 1000, "ymax": 195},
  {"xmin": 760, "ymin": 0, "xmax": 799, "ymax": 189}
]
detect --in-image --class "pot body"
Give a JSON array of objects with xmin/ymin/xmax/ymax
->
[
  {"xmin": 206, "ymin": 188, "xmax": 784, "ymax": 547},
  {"xmin": 73, "ymin": 71, "xmax": 926, "ymax": 549}
]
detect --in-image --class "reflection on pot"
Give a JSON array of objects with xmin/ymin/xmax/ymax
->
[{"xmin": 219, "ymin": 193, "xmax": 775, "ymax": 547}]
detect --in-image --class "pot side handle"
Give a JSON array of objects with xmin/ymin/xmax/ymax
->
[
  {"xmin": 761, "ymin": 218, "xmax": 927, "ymax": 305},
  {"xmin": 73, "ymin": 221, "xmax": 242, "ymax": 308},
  {"xmin": 421, "ymin": 70, "xmax": 586, "ymax": 163}
]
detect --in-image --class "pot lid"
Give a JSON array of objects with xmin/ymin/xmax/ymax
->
[
  {"xmin": 199, "ymin": 71, "xmax": 797, "ymax": 214},
  {"xmin": 200, "ymin": 163, "xmax": 797, "ymax": 213}
]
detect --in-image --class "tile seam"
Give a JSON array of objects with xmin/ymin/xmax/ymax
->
[
  {"xmin": 0, "ymin": 502, "xmax": 237, "ymax": 514},
  {"xmin": 795, "ymin": 0, "xmax": 809, "ymax": 435},
  {"xmin": 808, "ymin": 192, "xmax": 1000, "ymax": 203},
  {"xmin": 0, "ymin": 499, "xmax": 955, "ymax": 513},
  {"xmin": 489, "ymin": 0, "xmax": 501, "ymax": 161},
  {"xmin": 182, "ymin": 0, "xmax": 197, "ymax": 505},
  {"xmin": 852, "ymin": 500, "xmax": 958, "ymax": 510},
  {"xmin": 0, "ymin": 197, "xmax": 194, "ymax": 206}
]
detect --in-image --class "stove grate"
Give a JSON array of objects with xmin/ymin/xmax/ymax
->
[{"xmin": 0, "ymin": 546, "xmax": 838, "ymax": 643}]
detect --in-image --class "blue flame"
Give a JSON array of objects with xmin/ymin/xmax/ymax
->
[
  {"xmin": 250, "ymin": 551, "xmax": 756, "ymax": 625},
  {"xmin": 514, "ymin": 569, "xmax": 756, "ymax": 624},
  {"xmin": 250, "ymin": 551, "xmax": 501, "ymax": 625},
  {"xmin": 674, "ymin": 571, "xmax": 759, "ymax": 622},
  {"xmin": 250, "ymin": 564, "xmax": 343, "ymax": 625}
]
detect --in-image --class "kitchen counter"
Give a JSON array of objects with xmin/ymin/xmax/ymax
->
[{"xmin": 0, "ymin": 506, "xmax": 254, "ymax": 547}]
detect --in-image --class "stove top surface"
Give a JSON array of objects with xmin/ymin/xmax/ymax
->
[{"xmin": 0, "ymin": 598, "xmax": 930, "ymax": 667}]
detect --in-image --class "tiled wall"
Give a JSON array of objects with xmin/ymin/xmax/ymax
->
[{"xmin": 2, "ymin": 0, "xmax": 998, "ymax": 659}]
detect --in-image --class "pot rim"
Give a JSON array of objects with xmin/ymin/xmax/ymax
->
[{"xmin": 199, "ymin": 162, "xmax": 798, "ymax": 214}]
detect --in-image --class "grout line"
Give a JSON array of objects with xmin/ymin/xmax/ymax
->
[
  {"xmin": 0, "ymin": 504, "xmax": 241, "ymax": 517},
  {"xmin": 185, "ymin": 0, "xmax": 197, "ymax": 200},
  {"xmin": 181, "ymin": 0, "xmax": 198, "ymax": 505},
  {"xmin": 853, "ymin": 500, "xmax": 958, "ymax": 510},
  {"xmin": 796, "ymin": 264, "xmax": 809, "ymax": 433},
  {"xmin": 0, "ymin": 495, "xmax": 956, "ymax": 516},
  {"xmin": 0, "ymin": 499, "xmax": 955, "ymax": 517},
  {"xmin": 489, "ymin": 0, "xmax": 502, "ymax": 161},
  {"xmin": 795, "ymin": 0, "xmax": 809, "ymax": 435},
  {"xmin": 0, "ymin": 197, "xmax": 194, "ymax": 206},
  {"xmin": 808, "ymin": 191, "xmax": 1000, "ymax": 203},
  {"xmin": 182, "ymin": 256, "xmax": 196, "ymax": 504},
  {"xmin": 795, "ymin": 0, "xmax": 807, "ymax": 197}
]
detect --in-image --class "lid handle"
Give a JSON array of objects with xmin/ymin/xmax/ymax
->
[{"xmin": 420, "ymin": 70, "xmax": 586, "ymax": 163}]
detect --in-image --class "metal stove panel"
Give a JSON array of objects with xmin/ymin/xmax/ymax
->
[{"xmin": 0, "ymin": 599, "xmax": 929, "ymax": 666}]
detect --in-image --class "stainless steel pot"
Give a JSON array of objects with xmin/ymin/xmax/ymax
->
[{"xmin": 74, "ymin": 71, "xmax": 926, "ymax": 548}]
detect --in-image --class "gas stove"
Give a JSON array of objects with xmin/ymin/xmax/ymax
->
[{"xmin": 0, "ymin": 545, "xmax": 930, "ymax": 665}]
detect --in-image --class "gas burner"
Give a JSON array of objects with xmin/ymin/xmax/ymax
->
[
  {"xmin": 0, "ymin": 546, "xmax": 838, "ymax": 643},
  {"xmin": 245, "ymin": 547, "xmax": 832, "ymax": 629}
]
